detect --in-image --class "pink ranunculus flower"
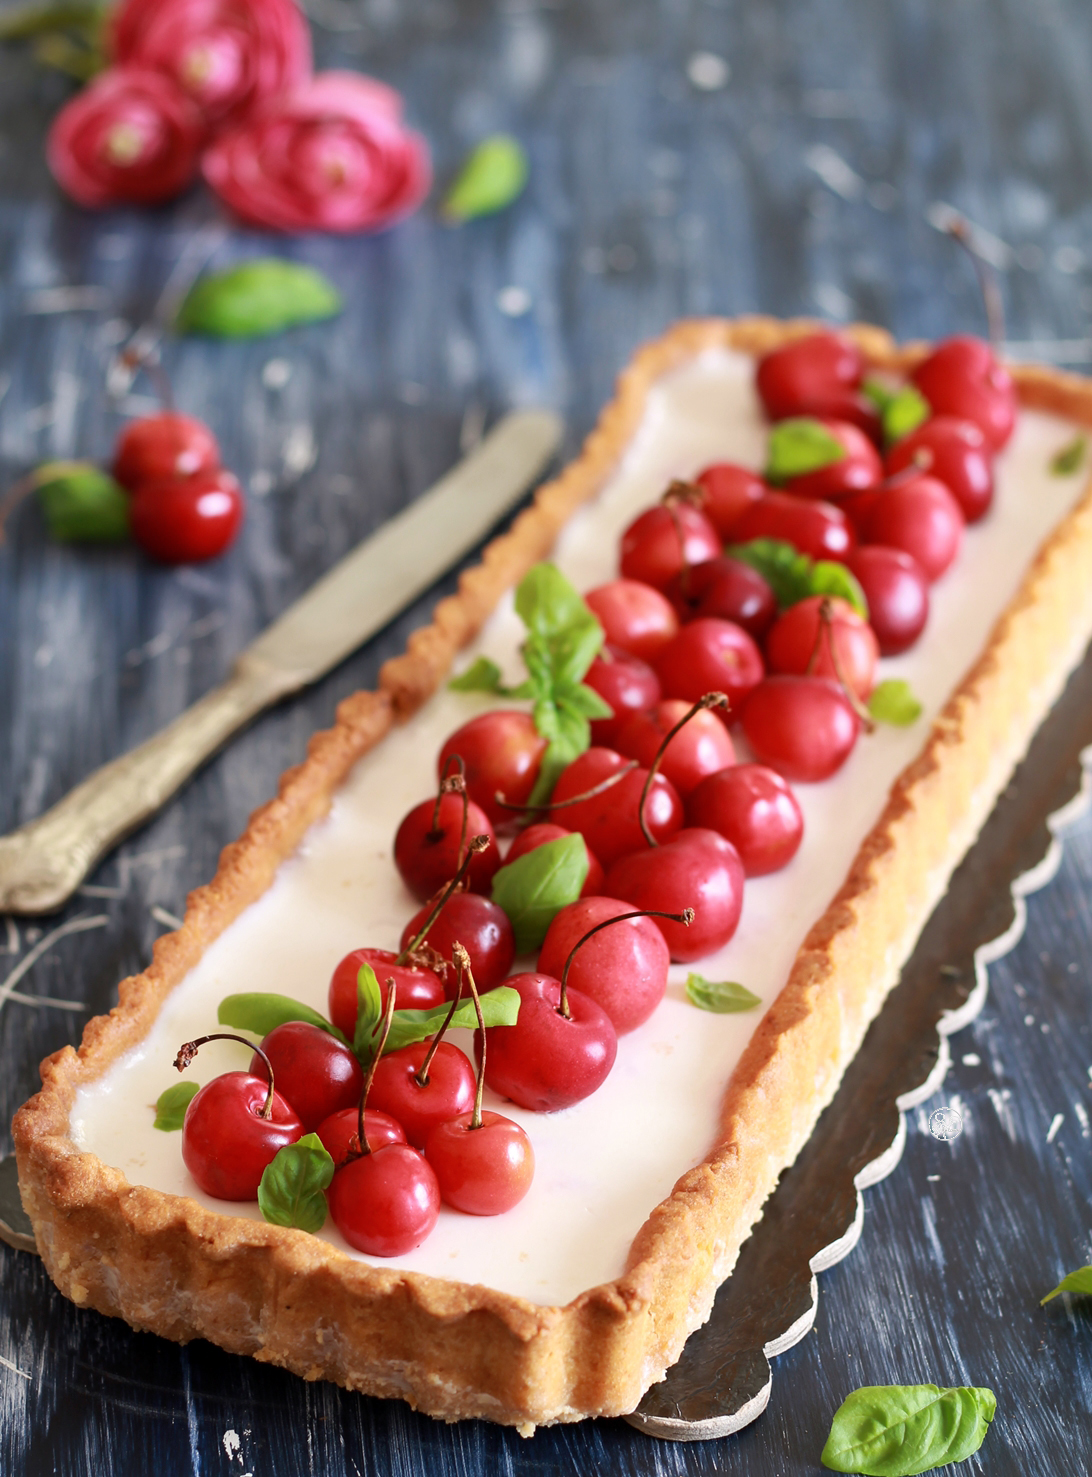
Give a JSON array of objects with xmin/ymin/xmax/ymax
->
[
  {"xmin": 201, "ymin": 71, "xmax": 432, "ymax": 234},
  {"xmin": 111, "ymin": 0, "xmax": 312, "ymax": 132},
  {"xmin": 46, "ymin": 66, "xmax": 205, "ymax": 208}
]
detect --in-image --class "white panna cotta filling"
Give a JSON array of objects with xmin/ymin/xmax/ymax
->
[{"xmin": 72, "ymin": 351, "xmax": 1089, "ymax": 1306}]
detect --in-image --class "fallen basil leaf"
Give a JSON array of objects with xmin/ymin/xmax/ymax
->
[
  {"xmin": 685, "ymin": 975, "xmax": 761, "ymax": 1014},
  {"xmin": 352, "ymin": 963, "xmax": 384, "ymax": 1061},
  {"xmin": 218, "ymin": 992, "xmax": 347, "ymax": 1044},
  {"xmin": 36, "ymin": 461, "xmax": 129, "ymax": 543},
  {"xmin": 868, "ymin": 679, "xmax": 922, "ymax": 727},
  {"xmin": 257, "ymin": 1133, "xmax": 334, "ymax": 1233},
  {"xmin": 492, "ymin": 833, "xmax": 589, "ymax": 953},
  {"xmin": 821, "ymin": 1384, "xmax": 996, "ymax": 1474},
  {"xmin": 766, "ymin": 417, "xmax": 847, "ymax": 484},
  {"xmin": 811, "ymin": 560, "xmax": 869, "ymax": 620},
  {"xmin": 882, "ymin": 385, "xmax": 931, "ymax": 444},
  {"xmin": 153, "ymin": 1080, "xmax": 199, "ymax": 1131},
  {"xmin": 1050, "ymin": 434, "xmax": 1087, "ymax": 477},
  {"xmin": 443, "ymin": 134, "xmax": 528, "ymax": 223},
  {"xmin": 177, "ymin": 259, "xmax": 342, "ymax": 339},
  {"xmin": 382, "ymin": 985, "xmax": 520, "ymax": 1056},
  {"xmin": 728, "ymin": 538, "xmax": 814, "ymax": 608},
  {"xmin": 1041, "ymin": 1264, "xmax": 1092, "ymax": 1303},
  {"xmin": 861, "ymin": 377, "xmax": 895, "ymax": 413}
]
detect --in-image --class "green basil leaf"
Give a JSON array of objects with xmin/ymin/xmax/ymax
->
[
  {"xmin": 882, "ymin": 385, "xmax": 931, "ymax": 444},
  {"xmin": 1041, "ymin": 1264, "xmax": 1092, "ymax": 1303},
  {"xmin": 449, "ymin": 656, "xmax": 506, "ymax": 693},
  {"xmin": 766, "ymin": 417, "xmax": 847, "ymax": 484},
  {"xmin": 811, "ymin": 561, "xmax": 869, "ymax": 620},
  {"xmin": 515, "ymin": 563, "xmax": 605, "ymax": 689},
  {"xmin": 177, "ymin": 259, "xmax": 342, "ymax": 339},
  {"xmin": 443, "ymin": 134, "xmax": 529, "ymax": 223},
  {"xmin": 352, "ymin": 963, "xmax": 384, "ymax": 1061},
  {"xmin": 1050, "ymin": 434, "xmax": 1087, "ymax": 476},
  {"xmin": 527, "ymin": 693, "xmax": 593, "ymax": 806},
  {"xmin": 256, "ymin": 1133, "xmax": 334, "ymax": 1233},
  {"xmin": 861, "ymin": 377, "xmax": 895, "ymax": 413},
  {"xmin": 36, "ymin": 461, "xmax": 129, "ymax": 543},
  {"xmin": 217, "ymin": 992, "xmax": 347, "ymax": 1044},
  {"xmin": 868, "ymin": 679, "xmax": 923, "ymax": 727},
  {"xmin": 383, "ymin": 985, "xmax": 520, "ymax": 1056},
  {"xmin": 492, "ymin": 833, "xmax": 589, "ymax": 953},
  {"xmin": 728, "ymin": 538, "xmax": 814, "ymax": 607},
  {"xmin": 555, "ymin": 680, "xmax": 614, "ymax": 721},
  {"xmin": 0, "ymin": 1, "xmax": 103, "ymax": 42},
  {"xmin": 685, "ymin": 975, "xmax": 761, "ymax": 1014},
  {"xmin": 153, "ymin": 1080, "xmax": 199, "ymax": 1131},
  {"xmin": 821, "ymin": 1384, "xmax": 996, "ymax": 1474}
]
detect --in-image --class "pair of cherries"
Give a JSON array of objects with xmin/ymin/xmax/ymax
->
[{"xmin": 114, "ymin": 411, "xmax": 244, "ymax": 563}]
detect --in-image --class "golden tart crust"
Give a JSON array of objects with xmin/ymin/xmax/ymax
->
[{"xmin": 14, "ymin": 319, "xmax": 1092, "ymax": 1433}]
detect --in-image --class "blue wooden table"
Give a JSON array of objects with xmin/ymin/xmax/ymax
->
[{"xmin": 4, "ymin": 1, "xmax": 1092, "ymax": 1471}]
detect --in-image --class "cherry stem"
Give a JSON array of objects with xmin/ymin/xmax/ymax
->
[
  {"xmin": 637, "ymin": 692, "xmax": 729, "ymax": 848},
  {"xmin": 414, "ymin": 957, "xmax": 464, "ymax": 1089},
  {"xmin": 946, "ymin": 216, "xmax": 1005, "ymax": 351},
  {"xmin": 453, "ymin": 943, "xmax": 486, "ymax": 1130},
  {"xmin": 882, "ymin": 455, "xmax": 933, "ymax": 489},
  {"xmin": 120, "ymin": 343, "xmax": 175, "ymax": 411},
  {"xmin": 0, "ymin": 472, "xmax": 38, "ymax": 548},
  {"xmin": 174, "ymin": 1032, "xmax": 276, "ymax": 1120},
  {"xmin": 661, "ymin": 480, "xmax": 702, "ymax": 597},
  {"xmin": 394, "ymin": 833, "xmax": 492, "ymax": 964},
  {"xmin": 430, "ymin": 753, "xmax": 467, "ymax": 849},
  {"xmin": 355, "ymin": 984, "xmax": 398, "ymax": 1158},
  {"xmin": 495, "ymin": 760, "xmax": 638, "ymax": 814},
  {"xmin": 558, "ymin": 908, "xmax": 694, "ymax": 1020},
  {"xmin": 809, "ymin": 599, "xmax": 876, "ymax": 731}
]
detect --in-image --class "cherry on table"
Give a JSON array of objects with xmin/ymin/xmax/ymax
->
[
  {"xmin": 129, "ymin": 467, "xmax": 244, "ymax": 563},
  {"xmin": 910, "ymin": 335, "xmax": 1017, "ymax": 451},
  {"xmin": 619, "ymin": 498, "xmax": 721, "ymax": 591},
  {"xmin": 653, "ymin": 618, "xmax": 765, "ymax": 714},
  {"xmin": 741, "ymin": 675, "xmax": 860, "ymax": 782},
  {"xmin": 664, "ymin": 555, "xmax": 777, "ymax": 640},
  {"xmin": 437, "ymin": 711, "xmax": 546, "ymax": 829},
  {"xmin": 549, "ymin": 747, "xmax": 683, "ymax": 868},
  {"xmin": 481, "ymin": 971, "xmax": 618, "ymax": 1112},
  {"xmin": 584, "ymin": 578, "xmax": 680, "ymax": 662},
  {"xmin": 584, "ymin": 644, "xmax": 662, "ymax": 747},
  {"xmin": 328, "ymin": 1143, "xmax": 440, "ymax": 1256},
  {"xmin": 693, "ymin": 462, "xmax": 766, "ymax": 539},
  {"xmin": 885, "ymin": 415, "xmax": 993, "ymax": 524},
  {"xmin": 537, "ymin": 895, "xmax": 670, "ymax": 1034},
  {"xmin": 114, "ymin": 411, "xmax": 220, "ymax": 491},
  {"xmin": 249, "ymin": 1021, "xmax": 363, "ymax": 1133},
  {"xmin": 368, "ymin": 1039, "xmax": 477, "ymax": 1150},
  {"xmin": 604, "ymin": 828, "xmax": 744, "ymax": 962},
  {"xmin": 859, "ymin": 472, "xmax": 963, "ymax": 582},
  {"xmin": 779, "ymin": 418, "xmax": 883, "ymax": 503},
  {"xmin": 614, "ymin": 698, "xmax": 735, "ymax": 797},
  {"xmin": 686, "ymin": 762, "xmax": 804, "ymax": 876},
  {"xmin": 315, "ymin": 1106, "xmax": 406, "ymax": 1167},
  {"xmin": 846, "ymin": 546, "xmax": 929, "ymax": 655},
  {"xmin": 504, "ymin": 822, "xmax": 606, "ymax": 897},
  {"xmin": 393, "ymin": 788, "xmax": 499, "ymax": 902},
  {"xmin": 764, "ymin": 594, "xmax": 879, "ymax": 700},
  {"xmin": 400, "ymin": 891, "xmax": 515, "ymax": 992},
  {"xmin": 756, "ymin": 331, "xmax": 866, "ymax": 421},
  {"xmin": 731, "ymin": 490, "xmax": 857, "ymax": 563},
  {"xmin": 328, "ymin": 947, "xmax": 447, "ymax": 1041}
]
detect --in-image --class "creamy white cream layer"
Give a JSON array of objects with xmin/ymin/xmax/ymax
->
[{"xmin": 73, "ymin": 351, "xmax": 1088, "ymax": 1307}]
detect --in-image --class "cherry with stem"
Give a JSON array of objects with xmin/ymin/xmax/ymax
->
[
  {"xmin": 395, "ymin": 833, "xmax": 492, "ymax": 965},
  {"xmin": 805, "ymin": 599, "xmax": 875, "ymax": 731},
  {"xmin": 556, "ymin": 906, "xmax": 693, "ymax": 1020},
  {"xmin": 175, "ymin": 1031, "xmax": 275, "ymax": 1117},
  {"xmin": 636, "ymin": 692, "xmax": 729, "ymax": 847}
]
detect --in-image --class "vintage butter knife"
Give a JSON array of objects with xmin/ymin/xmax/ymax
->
[{"xmin": 0, "ymin": 410, "xmax": 563, "ymax": 916}]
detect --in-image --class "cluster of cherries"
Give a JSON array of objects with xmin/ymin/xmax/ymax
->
[{"xmin": 113, "ymin": 409, "xmax": 245, "ymax": 563}]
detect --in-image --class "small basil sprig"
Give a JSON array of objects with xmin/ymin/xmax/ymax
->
[
  {"xmin": 177, "ymin": 259, "xmax": 342, "ymax": 339},
  {"xmin": 821, "ymin": 1384, "xmax": 996, "ymax": 1474},
  {"xmin": 1041, "ymin": 1264, "xmax": 1092, "ymax": 1303},
  {"xmin": 868, "ymin": 679, "xmax": 922, "ymax": 727},
  {"xmin": 882, "ymin": 385, "xmax": 931, "ymax": 444},
  {"xmin": 36, "ymin": 461, "xmax": 130, "ymax": 543},
  {"xmin": 218, "ymin": 993, "xmax": 348, "ymax": 1044},
  {"xmin": 384, "ymin": 986, "xmax": 520, "ymax": 1056},
  {"xmin": 729, "ymin": 537, "xmax": 869, "ymax": 620},
  {"xmin": 153, "ymin": 1080, "xmax": 199, "ymax": 1131},
  {"xmin": 492, "ymin": 833, "xmax": 589, "ymax": 953},
  {"xmin": 449, "ymin": 562, "xmax": 612, "ymax": 805},
  {"xmin": 685, "ymin": 975, "xmax": 760, "ymax": 1014},
  {"xmin": 257, "ymin": 1134, "xmax": 335, "ymax": 1233},
  {"xmin": 766, "ymin": 417, "xmax": 847, "ymax": 484},
  {"xmin": 442, "ymin": 135, "xmax": 529, "ymax": 222},
  {"xmin": 1050, "ymin": 434, "xmax": 1087, "ymax": 477}
]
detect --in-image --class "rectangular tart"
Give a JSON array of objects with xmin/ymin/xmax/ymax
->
[{"xmin": 14, "ymin": 317, "xmax": 1092, "ymax": 1433}]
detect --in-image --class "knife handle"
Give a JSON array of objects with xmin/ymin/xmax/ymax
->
[{"xmin": 0, "ymin": 657, "xmax": 296, "ymax": 915}]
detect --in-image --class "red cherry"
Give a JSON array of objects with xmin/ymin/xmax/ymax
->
[
  {"xmin": 328, "ymin": 948, "xmax": 447, "ymax": 1042},
  {"xmin": 584, "ymin": 579, "xmax": 680, "ymax": 661},
  {"xmin": 328, "ymin": 1144, "xmax": 440, "ymax": 1256},
  {"xmin": 859, "ymin": 473, "xmax": 963, "ymax": 582},
  {"xmin": 619, "ymin": 501, "xmax": 721, "ymax": 591},
  {"xmin": 756, "ymin": 332, "xmax": 865, "ymax": 421},
  {"xmin": 249, "ymin": 1022, "xmax": 363, "ymax": 1133},
  {"xmin": 482, "ymin": 972, "xmax": 618, "ymax": 1111},
  {"xmin": 367, "ymin": 1040, "xmax": 477, "ymax": 1150},
  {"xmin": 693, "ymin": 463, "xmax": 766, "ymax": 539},
  {"xmin": 504, "ymin": 823, "xmax": 605, "ymax": 897},
  {"xmin": 614, "ymin": 699, "xmax": 735, "ymax": 797},
  {"xmin": 114, "ymin": 411, "xmax": 220, "ymax": 491},
  {"xmin": 425, "ymin": 1110, "xmax": 535, "ymax": 1215},
  {"xmin": 653, "ymin": 618, "xmax": 765, "ymax": 713},
  {"xmin": 129, "ymin": 467, "xmax": 244, "ymax": 563},
  {"xmin": 437, "ymin": 712, "xmax": 547, "ymax": 829},
  {"xmin": 741, "ymin": 676, "xmax": 860, "ymax": 782},
  {"xmin": 686, "ymin": 763, "xmax": 803, "ymax": 876},
  {"xmin": 664, "ymin": 556, "xmax": 777, "ymax": 640},
  {"xmin": 911, "ymin": 335, "xmax": 1017, "ymax": 451},
  {"xmin": 549, "ymin": 748, "xmax": 683, "ymax": 868},
  {"xmin": 537, "ymin": 896, "xmax": 670, "ymax": 1034},
  {"xmin": 584, "ymin": 645, "xmax": 662, "ymax": 747},
  {"xmin": 315, "ymin": 1107, "xmax": 406, "ymax": 1167},
  {"xmin": 393, "ymin": 791, "xmax": 499, "ymax": 902},
  {"xmin": 845, "ymin": 546, "xmax": 929, "ymax": 655},
  {"xmin": 764, "ymin": 595, "xmax": 879, "ymax": 699},
  {"xmin": 732, "ymin": 490, "xmax": 856, "ymax": 563},
  {"xmin": 885, "ymin": 415, "xmax": 993, "ymax": 523},
  {"xmin": 181, "ymin": 1072, "xmax": 302, "ymax": 1201},
  {"xmin": 604, "ymin": 828, "xmax": 744, "ymax": 962},
  {"xmin": 780, "ymin": 418, "xmax": 883, "ymax": 503},
  {"xmin": 400, "ymin": 892, "xmax": 515, "ymax": 992}
]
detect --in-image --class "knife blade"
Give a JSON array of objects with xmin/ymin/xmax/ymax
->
[{"xmin": 0, "ymin": 410, "xmax": 563, "ymax": 915}]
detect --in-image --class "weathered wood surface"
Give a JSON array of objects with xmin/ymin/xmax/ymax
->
[{"xmin": 3, "ymin": 0, "xmax": 1092, "ymax": 1471}]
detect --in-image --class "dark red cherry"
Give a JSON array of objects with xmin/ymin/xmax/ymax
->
[
  {"xmin": 693, "ymin": 462, "xmax": 766, "ymax": 539},
  {"xmin": 604, "ymin": 828, "xmax": 745, "ymax": 962},
  {"xmin": 614, "ymin": 699, "xmax": 735, "ymax": 797},
  {"xmin": 482, "ymin": 972, "xmax": 618, "ymax": 1111},
  {"xmin": 664, "ymin": 556, "xmax": 777, "ymax": 640},
  {"xmin": 328, "ymin": 948, "xmax": 447, "ymax": 1042},
  {"xmin": 584, "ymin": 644, "xmax": 662, "ymax": 747},
  {"xmin": 764, "ymin": 595, "xmax": 879, "ymax": 699},
  {"xmin": 437, "ymin": 712, "xmax": 547, "ymax": 829},
  {"xmin": 859, "ymin": 473, "xmax": 963, "ymax": 582},
  {"xmin": 756, "ymin": 332, "xmax": 865, "ymax": 421},
  {"xmin": 549, "ymin": 747, "xmax": 683, "ymax": 868},
  {"xmin": 686, "ymin": 763, "xmax": 803, "ymax": 876},
  {"xmin": 328, "ymin": 1144, "xmax": 440, "ymax": 1256},
  {"xmin": 741, "ymin": 676, "xmax": 860, "ymax": 782},
  {"xmin": 537, "ymin": 896, "xmax": 670, "ymax": 1034},
  {"xmin": 400, "ymin": 892, "xmax": 515, "ymax": 992},
  {"xmin": 114, "ymin": 411, "xmax": 220, "ymax": 491},
  {"xmin": 393, "ymin": 792, "xmax": 499, "ymax": 902},
  {"xmin": 584, "ymin": 579, "xmax": 679, "ymax": 662},
  {"xmin": 732, "ymin": 490, "xmax": 857, "ymax": 563},
  {"xmin": 315, "ymin": 1107, "xmax": 406, "ymax": 1167},
  {"xmin": 181, "ymin": 1072, "xmax": 302, "ymax": 1201},
  {"xmin": 653, "ymin": 618, "xmax": 765, "ymax": 713},
  {"xmin": 885, "ymin": 415, "xmax": 993, "ymax": 524},
  {"xmin": 368, "ymin": 1040, "xmax": 477, "ymax": 1150},
  {"xmin": 249, "ymin": 1022, "xmax": 363, "ymax": 1133},
  {"xmin": 910, "ymin": 335, "xmax": 1017, "ymax": 451},
  {"xmin": 129, "ymin": 467, "xmax": 244, "ymax": 563},
  {"xmin": 845, "ymin": 546, "xmax": 929, "ymax": 655},
  {"xmin": 504, "ymin": 822, "xmax": 606, "ymax": 897},
  {"xmin": 619, "ymin": 502, "xmax": 721, "ymax": 591},
  {"xmin": 780, "ymin": 418, "xmax": 883, "ymax": 503}
]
